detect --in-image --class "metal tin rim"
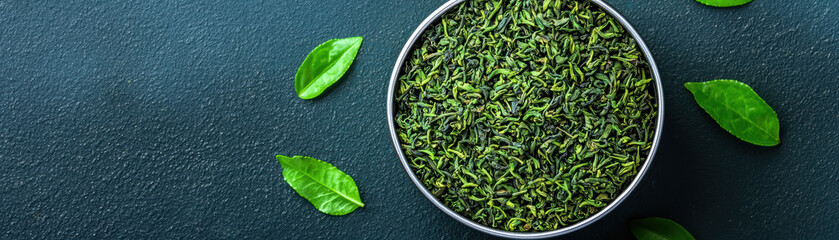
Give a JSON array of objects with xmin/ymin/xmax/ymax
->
[{"xmin": 386, "ymin": 0, "xmax": 664, "ymax": 238}]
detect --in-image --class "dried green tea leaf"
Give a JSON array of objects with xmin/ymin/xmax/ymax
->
[
  {"xmin": 276, "ymin": 155, "xmax": 364, "ymax": 215},
  {"xmin": 696, "ymin": 0, "xmax": 754, "ymax": 7},
  {"xmin": 685, "ymin": 80, "xmax": 780, "ymax": 146},
  {"xmin": 294, "ymin": 37, "xmax": 363, "ymax": 99},
  {"xmin": 630, "ymin": 217, "xmax": 696, "ymax": 240},
  {"xmin": 394, "ymin": 0, "xmax": 658, "ymax": 232}
]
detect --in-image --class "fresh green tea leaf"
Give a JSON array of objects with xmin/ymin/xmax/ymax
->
[
  {"xmin": 294, "ymin": 36, "xmax": 363, "ymax": 99},
  {"xmin": 685, "ymin": 80, "xmax": 780, "ymax": 146},
  {"xmin": 630, "ymin": 217, "xmax": 696, "ymax": 240},
  {"xmin": 696, "ymin": 0, "xmax": 753, "ymax": 7},
  {"xmin": 276, "ymin": 155, "xmax": 364, "ymax": 215}
]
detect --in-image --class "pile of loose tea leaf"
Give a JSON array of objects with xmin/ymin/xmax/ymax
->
[{"xmin": 394, "ymin": 0, "xmax": 658, "ymax": 232}]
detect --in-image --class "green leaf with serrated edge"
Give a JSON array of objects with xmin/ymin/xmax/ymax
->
[
  {"xmin": 276, "ymin": 155, "xmax": 364, "ymax": 215},
  {"xmin": 630, "ymin": 217, "xmax": 696, "ymax": 240},
  {"xmin": 294, "ymin": 36, "xmax": 363, "ymax": 99},
  {"xmin": 696, "ymin": 0, "xmax": 753, "ymax": 7},
  {"xmin": 685, "ymin": 80, "xmax": 780, "ymax": 146}
]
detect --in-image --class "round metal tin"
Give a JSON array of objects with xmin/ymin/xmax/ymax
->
[{"xmin": 386, "ymin": 0, "xmax": 664, "ymax": 238}]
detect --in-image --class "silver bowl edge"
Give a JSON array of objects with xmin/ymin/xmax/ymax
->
[{"xmin": 386, "ymin": 0, "xmax": 664, "ymax": 238}]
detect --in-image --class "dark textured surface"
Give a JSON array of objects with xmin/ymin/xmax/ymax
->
[{"xmin": 0, "ymin": 0, "xmax": 836, "ymax": 239}]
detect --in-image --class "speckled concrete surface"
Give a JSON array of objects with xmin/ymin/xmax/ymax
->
[{"xmin": 0, "ymin": 0, "xmax": 837, "ymax": 239}]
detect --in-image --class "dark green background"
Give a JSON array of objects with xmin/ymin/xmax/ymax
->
[{"xmin": 1, "ymin": 0, "xmax": 837, "ymax": 239}]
